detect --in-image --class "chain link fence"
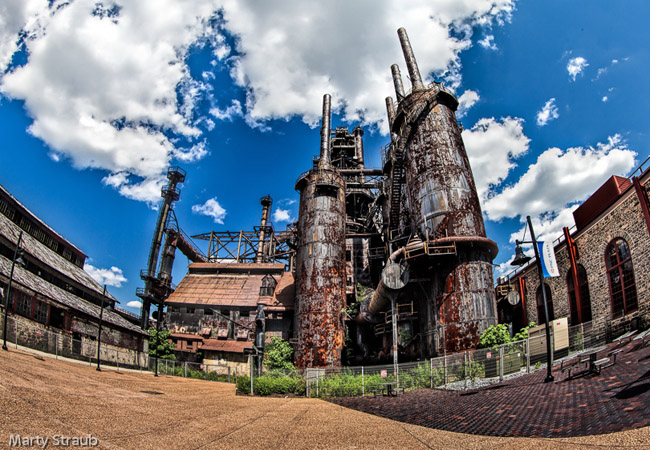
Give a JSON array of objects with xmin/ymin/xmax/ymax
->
[{"xmin": 2, "ymin": 309, "xmax": 629, "ymax": 396}]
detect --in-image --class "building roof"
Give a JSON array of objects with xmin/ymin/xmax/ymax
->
[
  {"xmin": 200, "ymin": 339, "xmax": 250, "ymax": 354},
  {"xmin": 0, "ymin": 183, "xmax": 86, "ymax": 260},
  {"xmin": 170, "ymin": 333, "xmax": 203, "ymax": 341},
  {"xmin": 573, "ymin": 175, "xmax": 633, "ymax": 231},
  {"xmin": 0, "ymin": 212, "xmax": 116, "ymax": 302},
  {"xmin": 0, "ymin": 254, "xmax": 146, "ymax": 335},
  {"xmin": 166, "ymin": 262, "xmax": 294, "ymax": 310}
]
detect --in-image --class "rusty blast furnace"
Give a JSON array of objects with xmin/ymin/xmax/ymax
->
[
  {"xmin": 294, "ymin": 28, "xmax": 498, "ymax": 368},
  {"xmin": 294, "ymin": 94, "xmax": 348, "ymax": 368}
]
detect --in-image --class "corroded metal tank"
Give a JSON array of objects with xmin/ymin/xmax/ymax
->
[
  {"xmin": 392, "ymin": 28, "xmax": 498, "ymax": 352},
  {"xmin": 294, "ymin": 94, "xmax": 347, "ymax": 368}
]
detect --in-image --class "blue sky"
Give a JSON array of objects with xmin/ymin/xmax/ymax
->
[{"xmin": 0, "ymin": 0, "xmax": 647, "ymax": 315}]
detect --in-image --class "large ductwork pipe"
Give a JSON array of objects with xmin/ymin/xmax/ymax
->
[
  {"xmin": 353, "ymin": 126, "xmax": 365, "ymax": 168},
  {"xmin": 391, "ymin": 64, "xmax": 406, "ymax": 101},
  {"xmin": 319, "ymin": 94, "xmax": 332, "ymax": 169},
  {"xmin": 385, "ymin": 96, "xmax": 396, "ymax": 127},
  {"xmin": 255, "ymin": 195, "xmax": 273, "ymax": 263},
  {"xmin": 397, "ymin": 28, "xmax": 424, "ymax": 90},
  {"xmin": 356, "ymin": 248, "xmax": 407, "ymax": 323}
]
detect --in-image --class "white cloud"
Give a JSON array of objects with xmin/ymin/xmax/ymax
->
[
  {"xmin": 192, "ymin": 197, "xmax": 227, "ymax": 224},
  {"xmin": 85, "ymin": 264, "xmax": 128, "ymax": 288},
  {"xmin": 127, "ymin": 300, "xmax": 143, "ymax": 309},
  {"xmin": 210, "ymin": 99, "xmax": 243, "ymax": 121},
  {"xmin": 508, "ymin": 206, "xmax": 579, "ymax": 245},
  {"xmin": 220, "ymin": 0, "xmax": 515, "ymax": 130},
  {"xmin": 456, "ymin": 89, "xmax": 480, "ymax": 118},
  {"xmin": 484, "ymin": 134, "xmax": 637, "ymax": 223},
  {"xmin": 602, "ymin": 96, "xmax": 608, "ymax": 102},
  {"xmin": 273, "ymin": 208, "xmax": 294, "ymax": 223},
  {"xmin": 462, "ymin": 117, "xmax": 530, "ymax": 200},
  {"xmin": 0, "ymin": 0, "xmax": 220, "ymax": 203},
  {"xmin": 478, "ymin": 34, "xmax": 497, "ymax": 50},
  {"xmin": 567, "ymin": 56, "xmax": 589, "ymax": 81},
  {"xmin": 0, "ymin": 0, "xmax": 516, "ymax": 201},
  {"xmin": 536, "ymin": 98, "xmax": 559, "ymax": 127}
]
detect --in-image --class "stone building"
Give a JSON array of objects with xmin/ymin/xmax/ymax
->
[
  {"xmin": 0, "ymin": 183, "xmax": 148, "ymax": 366},
  {"xmin": 498, "ymin": 165, "xmax": 650, "ymax": 340}
]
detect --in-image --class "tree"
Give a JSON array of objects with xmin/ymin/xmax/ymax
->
[
  {"xmin": 148, "ymin": 327, "xmax": 176, "ymax": 360},
  {"xmin": 263, "ymin": 337, "xmax": 294, "ymax": 371}
]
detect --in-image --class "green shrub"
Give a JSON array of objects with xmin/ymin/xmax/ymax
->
[
  {"xmin": 264, "ymin": 338, "xmax": 295, "ymax": 371},
  {"xmin": 478, "ymin": 324, "xmax": 511, "ymax": 348},
  {"xmin": 236, "ymin": 374, "xmax": 302, "ymax": 396}
]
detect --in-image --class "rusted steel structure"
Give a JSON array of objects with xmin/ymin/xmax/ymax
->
[
  {"xmin": 294, "ymin": 94, "xmax": 348, "ymax": 368},
  {"xmin": 137, "ymin": 167, "xmax": 207, "ymax": 329},
  {"xmin": 380, "ymin": 28, "xmax": 498, "ymax": 353},
  {"xmin": 155, "ymin": 27, "xmax": 500, "ymax": 369}
]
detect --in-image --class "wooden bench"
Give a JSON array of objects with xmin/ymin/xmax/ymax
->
[{"xmin": 591, "ymin": 357, "xmax": 610, "ymax": 374}]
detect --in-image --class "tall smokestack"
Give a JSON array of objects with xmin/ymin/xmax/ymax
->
[
  {"xmin": 255, "ymin": 195, "xmax": 273, "ymax": 263},
  {"xmin": 397, "ymin": 27, "xmax": 424, "ymax": 90},
  {"xmin": 385, "ymin": 96, "xmax": 396, "ymax": 126},
  {"xmin": 319, "ymin": 94, "xmax": 332, "ymax": 169},
  {"xmin": 391, "ymin": 64, "xmax": 406, "ymax": 101},
  {"xmin": 353, "ymin": 126, "xmax": 365, "ymax": 168}
]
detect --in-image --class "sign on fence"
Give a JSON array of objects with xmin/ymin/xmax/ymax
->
[{"xmin": 381, "ymin": 370, "xmax": 387, "ymax": 378}]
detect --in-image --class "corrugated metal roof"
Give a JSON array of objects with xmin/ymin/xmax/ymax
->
[
  {"xmin": 0, "ymin": 183, "xmax": 86, "ymax": 258},
  {"xmin": 200, "ymin": 339, "xmax": 250, "ymax": 353},
  {"xmin": 171, "ymin": 333, "xmax": 203, "ymax": 341},
  {"xmin": 0, "ymin": 212, "xmax": 116, "ymax": 302},
  {"xmin": 0, "ymin": 254, "xmax": 146, "ymax": 335},
  {"xmin": 166, "ymin": 263, "xmax": 294, "ymax": 310}
]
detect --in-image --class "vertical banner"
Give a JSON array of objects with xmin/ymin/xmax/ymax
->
[{"xmin": 537, "ymin": 241, "xmax": 559, "ymax": 277}]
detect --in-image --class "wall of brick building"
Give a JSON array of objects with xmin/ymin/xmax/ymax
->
[{"xmin": 511, "ymin": 177, "xmax": 650, "ymax": 339}]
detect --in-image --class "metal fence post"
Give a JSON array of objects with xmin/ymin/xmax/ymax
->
[
  {"xmin": 430, "ymin": 358, "xmax": 433, "ymax": 389},
  {"xmin": 361, "ymin": 366, "xmax": 365, "ymax": 396},
  {"xmin": 444, "ymin": 354, "xmax": 448, "ymax": 385},
  {"xmin": 316, "ymin": 370, "xmax": 319, "ymax": 397},
  {"xmin": 228, "ymin": 366, "xmax": 231, "ymax": 383},
  {"xmin": 580, "ymin": 322, "xmax": 585, "ymax": 352},
  {"xmin": 14, "ymin": 319, "xmax": 17, "ymax": 348},
  {"xmin": 184, "ymin": 361, "xmax": 188, "ymax": 378},
  {"xmin": 526, "ymin": 337, "xmax": 530, "ymax": 373},
  {"xmin": 463, "ymin": 352, "xmax": 468, "ymax": 388},
  {"xmin": 499, "ymin": 345, "xmax": 504, "ymax": 381}
]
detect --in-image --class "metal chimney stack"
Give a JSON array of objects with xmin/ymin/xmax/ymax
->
[
  {"xmin": 353, "ymin": 126, "xmax": 365, "ymax": 168},
  {"xmin": 319, "ymin": 94, "xmax": 332, "ymax": 169},
  {"xmin": 391, "ymin": 64, "xmax": 406, "ymax": 101},
  {"xmin": 385, "ymin": 96, "xmax": 396, "ymax": 127},
  {"xmin": 255, "ymin": 196, "xmax": 273, "ymax": 263},
  {"xmin": 397, "ymin": 27, "xmax": 424, "ymax": 90}
]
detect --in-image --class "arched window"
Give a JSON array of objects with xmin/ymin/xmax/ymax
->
[
  {"xmin": 567, "ymin": 264, "xmax": 592, "ymax": 325},
  {"xmin": 605, "ymin": 238, "xmax": 638, "ymax": 318},
  {"xmin": 536, "ymin": 283, "xmax": 554, "ymax": 325}
]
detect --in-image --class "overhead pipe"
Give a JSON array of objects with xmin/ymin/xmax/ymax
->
[
  {"xmin": 255, "ymin": 196, "xmax": 273, "ymax": 263},
  {"xmin": 397, "ymin": 28, "xmax": 424, "ymax": 90},
  {"xmin": 318, "ymin": 94, "xmax": 332, "ymax": 169},
  {"xmin": 390, "ymin": 64, "xmax": 406, "ymax": 101}
]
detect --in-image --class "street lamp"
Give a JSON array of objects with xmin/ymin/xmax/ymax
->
[
  {"xmin": 2, "ymin": 231, "xmax": 26, "ymax": 351},
  {"xmin": 96, "ymin": 285, "xmax": 106, "ymax": 371},
  {"xmin": 511, "ymin": 216, "xmax": 554, "ymax": 383}
]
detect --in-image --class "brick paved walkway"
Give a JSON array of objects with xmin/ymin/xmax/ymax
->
[{"xmin": 330, "ymin": 340, "xmax": 650, "ymax": 438}]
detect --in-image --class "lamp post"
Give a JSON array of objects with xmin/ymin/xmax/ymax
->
[
  {"xmin": 511, "ymin": 216, "xmax": 554, "ymax": 383},
  {"xmin": 3, "ymin": 231, "xmax": 26, "ymax": 351},
  {"xmin": 154, "ymin": 303, "xmax": 163, "ymax": 377},
  {"xmin": 96, "ymin": 285, "xmax": 106, "ymax": 371}
]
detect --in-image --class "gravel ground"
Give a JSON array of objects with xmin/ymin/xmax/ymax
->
[{"xmin": 1, "ymin": 348, "xmax": 649, "ymax": 450}]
